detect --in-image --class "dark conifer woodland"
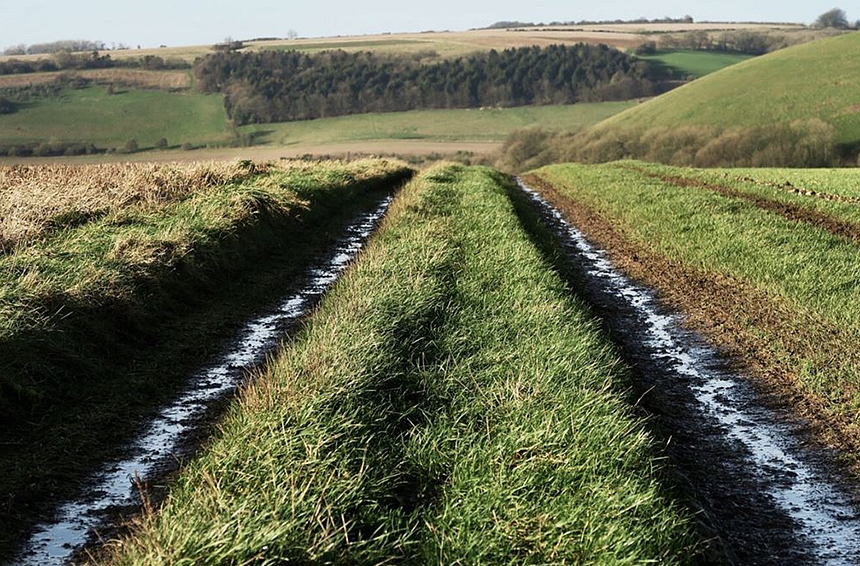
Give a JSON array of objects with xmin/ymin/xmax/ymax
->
[{"xmin": 194, "ymin": 44, "xmax": 657, "ymax": 124}]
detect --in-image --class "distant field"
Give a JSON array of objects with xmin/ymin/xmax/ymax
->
[
  {"xmin": 0, "ymin": 100, "xmax": 633, "ymax": 164},
  {"xmin": 0, "ymin": 69, "xmax": 192, "ymax": 90},
  {"xmin": 0, "ymin": 22, "xmax": 802, "ymax": 65},
  {"xmin": 239, "ymin": 102, "xmax": 636, "ymax": 145},
  {"xmin": 0, "ymin": 86, "xmax": 231, "ymax": 149},
  {"xmin": 637, "ymin": 49, "xmax": 754, "ymax": 78}
]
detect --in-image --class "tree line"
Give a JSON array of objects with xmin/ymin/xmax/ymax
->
[
  {"xmin": 194, "ymin": 44, "xmax": 658, "ymax": 125},
  {"xmin": 0, "ymin": 51, "xmax": 190, "ymax": 76}
]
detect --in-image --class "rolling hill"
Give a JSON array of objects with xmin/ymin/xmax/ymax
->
[{"xmin": 570, "ymin": 32, "xmax": 860, "ymax": 166}]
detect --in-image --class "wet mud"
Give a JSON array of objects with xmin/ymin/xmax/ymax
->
[
  {"xmin": 517, "ymin": 178, "xmax": 860, "ymax": 565},
  {"xmin": 10, "ymin": 195, "xmax": 394, "ymax": 566}
]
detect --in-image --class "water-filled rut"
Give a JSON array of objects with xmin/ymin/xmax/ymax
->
[
  {"xmin": 517, "ymin": 179, "xmax": 860, "ymax": 565},
  {"xmin": 12, "ymin": 195, "xmax": 394, "ymax": 566}
]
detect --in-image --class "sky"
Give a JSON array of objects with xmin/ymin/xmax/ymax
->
[{"xmin": 0, "ymin": 0, "xmax": 845, "ymax": 50}]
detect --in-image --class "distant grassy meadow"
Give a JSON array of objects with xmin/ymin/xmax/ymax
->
[
  {"xmin": 636, "ymin": 49, "xmax": 754, "ymax": 78},
  {"xmin": 0, "ymin": 86, "xmax": 231, "ymax": 149},
  {"xmin": 239, "ymin": 102, "xmax": 637, "ymax": 146}
]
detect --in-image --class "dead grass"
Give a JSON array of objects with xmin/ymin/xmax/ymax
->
[{"xmin": 0, "ymin": 161, "xmax": 269, "ymax": 249}]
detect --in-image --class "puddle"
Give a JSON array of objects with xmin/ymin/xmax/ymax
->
[
  {"xmin": 12, "ymin": 195, "xmax": 394, "ymax": 566},
  {"xmin": 518, "ymin": 179, "xmax": 860, "ymax": 565}
]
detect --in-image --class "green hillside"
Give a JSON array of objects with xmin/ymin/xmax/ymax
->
[
  {"xmin": 0, "ymin": 86, "xmax": 233, "ymax": 150},
  {"xmin": 239, "ymin": 102, "xmax": 635, "ymax": 145},
  {"xmin": 636, "ymin": 49, "xmax": 754, "ymax": 79},
  {"xmin": 599, "ymin": 32, "xmax": 860, "ymax": 145}
]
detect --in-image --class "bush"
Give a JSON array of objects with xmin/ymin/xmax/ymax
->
[
  {"xmin": 155, "ymin": 138, "xmax": 169, "ymax": 150},
  {"xmin": 496, "ymin": 119, "xmax": 842, "ymax": 170},
  {"xmin": 181, "ymin": 142, "xmax": 195, "ymax": 151},
  {"xmin": 124, "ymin": 139, "xmax": 139, "ymax": 153},
  {"xmin": 0, "ymin": 97, "xmax": 16, "ymax": 114},
  {"xmin": 634, "ymin": 41, "xmax": 657, "ymax": 55}
]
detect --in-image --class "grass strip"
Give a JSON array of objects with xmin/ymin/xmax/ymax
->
[
  {"xmin": 529, "ymin": 162, "xmax": 860, "ymax": 469},
  {"xmin": 103, "ymin": 165, "xmax": 699, "ymax": 565},
  {"xmin": 0, "ymin": 159, "xmax": 412, "ymax": 559}
]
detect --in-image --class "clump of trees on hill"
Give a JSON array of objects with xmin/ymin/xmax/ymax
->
[
  {"xmin": 815, "ymin": 8, "xmax": 849, "ymax": 28},
  {"xmin": 195, "ymin": 44, "xmax": 659, "ymax": 125},
  {"xmin": 655, "ymin": 28, "xmax": 843, "ymax": 55}
]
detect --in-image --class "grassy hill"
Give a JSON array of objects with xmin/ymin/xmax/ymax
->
[
  {"xmin": 603, "ymin": 32, "xmax": 860, "ymax": 142},
  {"xmin": 569, "ymin": 32, "xmax": 860, "ymax": 166}
]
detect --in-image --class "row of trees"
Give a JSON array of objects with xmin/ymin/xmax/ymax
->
[
  {"xmin": 2, "ymin": 40, "xmax": 107, "ymax": 56},
  {"xmin": 485, "ymin": 16, "xmax": 694, "ymax": 29},
  {"xmin": 0, "ymin": 51, "xmax": 190, "ymax": 76},
  {"xmin": 195, "ymin": 44, "xmax": 659, "ymax": 125}
]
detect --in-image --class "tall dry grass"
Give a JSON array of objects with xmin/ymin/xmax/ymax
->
[{"xmin": 0, "ymin": 161, "xmax": 270, "ymax": 250}]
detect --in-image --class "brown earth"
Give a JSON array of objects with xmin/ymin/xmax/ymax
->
[{"xmin": 524, "ymin": 171, "xmax": 860, "ymax": 474}]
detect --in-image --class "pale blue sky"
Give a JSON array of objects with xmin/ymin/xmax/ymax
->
[{"xmin": 0, "ymin": 1, "xmax": 846, "ymax": 50}]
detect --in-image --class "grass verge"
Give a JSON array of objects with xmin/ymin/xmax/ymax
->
[
  {"xmin": 527, "ymin": 162, "xmax": 860, "ymax": 472},
  {"xmin": 0, "ymin": 159, "xmax": 412, "ymax": 560},
  {"xmin": 101, "ymin": 165, "xmax": 699, "ymax": 564}
]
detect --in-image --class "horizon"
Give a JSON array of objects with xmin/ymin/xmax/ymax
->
[{"xmin": 0, "ymin": 0, "xmax": 846, "ymax": 51}]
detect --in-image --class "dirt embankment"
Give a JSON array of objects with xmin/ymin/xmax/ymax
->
[{"xmin": 523, "ymin": 173, "xmax": 860, "ymax": 473}]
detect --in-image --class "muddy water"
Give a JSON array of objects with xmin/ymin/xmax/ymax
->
[
  {"xmin": 11, "ymin": 195, "xmax": 394, "ymax": 566},
  {"xmin": 518, "ymin": 179, "xmax": 860, "ymax": 565}
]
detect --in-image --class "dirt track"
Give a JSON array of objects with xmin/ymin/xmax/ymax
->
[{"xmin": 519, "ymin": 176, "xmax": 860, "ymax": 564}]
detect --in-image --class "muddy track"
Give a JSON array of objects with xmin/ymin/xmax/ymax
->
[
  {"xmin": 518, "ymin": 175, "xmax": 860, "ymax": 565},
  {"xmin": 624, "ymin": 165, "xmax": 860, "ymax": 245},
  {"xmin": 10, "ymin": 195, "xmax": 394, "ymax": 566},
  {"xmin": 521, "ymin": 173, "xmax": 860, "ymax": 463}
]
